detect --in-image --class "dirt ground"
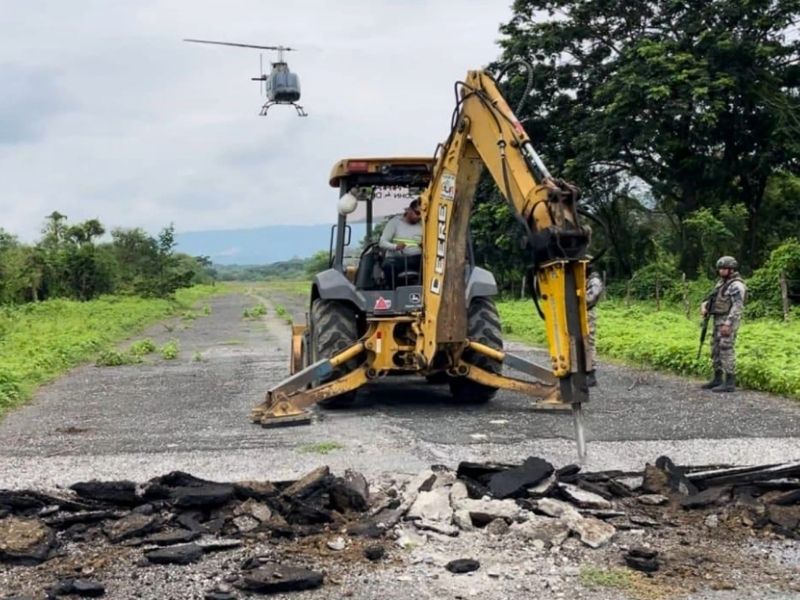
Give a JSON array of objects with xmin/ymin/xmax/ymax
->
[{"xmin": 1, "ymin": 284, "xmax": 799, "ymax": 599}]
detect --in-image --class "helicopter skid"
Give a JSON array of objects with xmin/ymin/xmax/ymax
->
[{"xmin": 260, "ymin": 101, "xmax": 308, "ymax": 117}]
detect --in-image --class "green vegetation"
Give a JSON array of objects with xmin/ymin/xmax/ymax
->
[
  {"xmin": 95, "ymin": 349, "xmax": 141, "ymax": 367},
  {"xmin": 274, "ymin": 304, "xmax": 292, "ymax": 324},
  {"xmin": 129, "ymin": 339, "xmax": 157, "ymax": 356},
  {"xmin": 0, "ymin": 214, "xmax": 215, "ymax": 304},
  {"xmin": 192, "ymin": 351, "xmax": 204, "ymax": 362},
  {"xmin": 0, "ymin": 286, "xmax": 218, "ymax": 415},
  {"xmin": 265, "ymin": 280, "xmax": 311, "ymax": 296},
  {"xmin": 213, "ymin": 257, "xmax": 323, "ymax": 282},
  {"xmin": 579, "ymin": 566, "xmax": 634, "ymax": 590},
  {"xmin": 498, "ymin": 299, "xmax": 800, "ymax": 399},
  {"xmin": 297, "ymin": 441, "xmax": 345, "ymax": 455},
  {"xmin": 243, "ymin": 304, "xmax": 267, "ymax": 319},
  {"xmin": 160, "ymin": 340, "xmax": 180, "ymax": 360}
]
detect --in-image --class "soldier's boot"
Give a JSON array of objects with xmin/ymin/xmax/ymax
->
[
  {"xmin": 701, "ymin": 370, "xmax": 723, "ymax": 389},
  {"xmin": 712, "ymin": 373, "xmax": 736, "ymax": 393},
  {"xmin": 586, "ymin": 371, "xmax": 597, "ymax": 387}
]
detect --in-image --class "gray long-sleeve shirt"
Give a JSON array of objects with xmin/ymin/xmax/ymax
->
[{"xmin": 379, "ymin": 215, "xmax": 422, "ymax": 257}]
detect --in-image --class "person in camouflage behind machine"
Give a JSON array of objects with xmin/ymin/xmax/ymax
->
[
  {"xmin": 585, "ymin": 265, "xmax": 604, "ymax": 387},
  {"xmin": 700, "ymin": 256, "xmax": 747, "ymax": 393}
]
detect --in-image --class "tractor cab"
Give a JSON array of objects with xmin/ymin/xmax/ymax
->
[{"xmin": 326, "ymin": 157, "xmax": 435, "ymax": 315}]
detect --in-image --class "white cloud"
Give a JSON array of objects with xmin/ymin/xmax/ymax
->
[{"xmin": 0, "ymin": 0, "xmax": 514, "ymax": 241}]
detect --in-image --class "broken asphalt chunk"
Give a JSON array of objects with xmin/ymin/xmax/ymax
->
[
  {"xmin": 456, "ymin": 461, "xmax": 513, "ymax": 483},
  {"xmin": 70, "ymin": 480, "xmax": 139, "ymax": 506},
  {"xmin": 171, "ymin": 484, "xmax": 235, "ymax": 508},
  {"xmin": 145, "ymin": 543, "xmax": 204, "ymax": 565},
  {"xmin": 329, "ymin": 470, "xmax": 369, "ymax": 513},
  {"xmin": 104, "ymin": 513, "xmax": 159, "ymax": 543},
  {"xmin": 679, "ymin": 486, "xmax": 731, "ymax": 509},
  {"xmin": 0, "ymin": 517, "xmax": 56, "ymax": 565},
  {"xmin": 624, "ymin": 547, "xmax": 659, "ymax": 573},
  {"xmin": 237, "ymin": 565, "xmax": 323, "ymax": 593},
  {"xmin": 488, "ymin": 457, "xmax": 553, "ymax": 499},
  {"xmin": 446, "ymin": 558, "xmax": 480, "ymax": 574},
  {"xmin": 557, "ymin": 483, "xmax": 612, "ymax": 509},
  {"xmin": 49, "ymin": 578, "xmax": 106, "ymax": 597},
  {"xmin": 363, "ymin": 545, "xmax": 385, "ymax": 561},
  {"xmin": 141, "ymin": 529, "xmax": 199, "ymax": 546},
  {"xmin": 282, "ymin": 466, "xmax": 332, "ymax": 501}
]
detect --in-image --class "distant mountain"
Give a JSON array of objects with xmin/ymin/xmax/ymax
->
[{"xmin": 175, "ymin": 224, "xmax": 366, "ymax": 265}]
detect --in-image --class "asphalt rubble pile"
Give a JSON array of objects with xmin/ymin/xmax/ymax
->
[{"xmin": 0, "ymin": 456, "xmax": 798, "ymax": 598}]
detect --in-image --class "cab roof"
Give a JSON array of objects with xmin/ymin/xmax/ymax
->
[{"xmin": 329, "ymin": 157, "xmax": 435, "ymax": 188}]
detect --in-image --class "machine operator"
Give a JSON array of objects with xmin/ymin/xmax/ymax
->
[{"xmin": 379, "ymin": 198, "xmax": 423, "ymax": 287}]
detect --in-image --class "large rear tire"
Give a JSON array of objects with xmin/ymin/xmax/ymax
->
[
  {"xmin": 449, "ymin": 297, "xmax": 503, "ymax": 404},
  {"xmin": 310, "ymin": 299, "xmax": 360, "ymax": 409}
]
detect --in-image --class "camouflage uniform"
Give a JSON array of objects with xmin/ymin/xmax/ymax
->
[
  {"xmin": 701, "ymin": 256, "xmax": 746, "ymax": 392},
  {"xmin": 585, "ymin": 270, "xmax": 604, "ymax": 385}
]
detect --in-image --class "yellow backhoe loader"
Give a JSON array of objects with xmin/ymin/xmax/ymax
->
[{"xmin": 252, "ymin": 62, "xmax": 592, "ymax": 457}]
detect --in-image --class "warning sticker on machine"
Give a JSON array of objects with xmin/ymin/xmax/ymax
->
[
  {"xmin": 441, "ymin": 173, "xmax": 456, "ymax": 201},
  {"xmin": 374, "ymin": 296, "xmax": 392, "ymax": 310}
]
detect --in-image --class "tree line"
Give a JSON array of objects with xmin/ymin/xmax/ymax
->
[
  {"xmin": 469, "ymin": 0, "xmax": 800, "ymax": 308},
  {"xmin": 0, "ymin": 212, "xmax": 213, "ymax": 304}
]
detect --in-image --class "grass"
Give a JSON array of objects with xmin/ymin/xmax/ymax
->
[
  {"xmin": 497, "ymin": 298, "xmax": 800, "ymax": 399},
  {"xmin": 260, "ymin": 280, "xmax": 311, "ymax": 296},
  {"xmin": 129, "ymin": 339, "xmax": 157, "ymax": 356},
  {"xmin": 580, "ymin": 566, "xmax": 634, "ymax": 590},
  {"xmin": 95, "ymin": 349, "xmax": 141, "ymax": 367},
  {"xmin": 274, "ymin": 304, "xmax": 292, "ymax": 324},
  {"xmin": 0, "ymin": 284, "xmax": 221, "ymax": 417},
  {"xmin": 297, "ymin": 441, "xmax": 345, "ymax": 455},
  {"xmin": 161, "ymin": 340, "xmax": 180, "ymax": 360},
  {"xmin": 579, "ymin": 565, "xmax": 678, "ymax": 600},
  {"xmin": 243, "ymin": 304, "xmax": 267, "ymax": 319}
]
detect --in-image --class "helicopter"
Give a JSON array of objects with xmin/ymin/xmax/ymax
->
[{"xmin": 184, "ymin": 38, "xmax": 308, "ymax": 117}]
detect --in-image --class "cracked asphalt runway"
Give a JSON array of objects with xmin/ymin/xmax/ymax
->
[{"xmin": 0, "ymin": 287, "xmax": 798, "ymax": 490}]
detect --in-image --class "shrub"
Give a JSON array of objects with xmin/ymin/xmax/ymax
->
[
  {"xmin": 129, "ymin": 338, "xmax": 157, "ymax": 356},
  {"xmin": 161, "ymin": 340, "xmax": 179, "ymax": 360}
]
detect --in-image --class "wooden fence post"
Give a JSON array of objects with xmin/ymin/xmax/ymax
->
[
  {"xmin": 655, "ymin": 274, "xmax": 661, "ymax": 311},
  {"xmin": 626, "ymin": 280, "xmax": 631, "ymax": 307},
  {"xmin": 520, "ymin": 274, "xmax": 526, "ymax": 300},
  {"xmin": 780, "ymin": 271, "xmax": 790, "ymax": 322},
  {"xmin": 682, "ymin": 272, "xmax": 690, "ymax": 319},
  {"xmin": 602, "ymin": 270, "xmax": 607, "ymax": 301}
]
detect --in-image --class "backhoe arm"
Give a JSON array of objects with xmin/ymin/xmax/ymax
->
[{"xmin": 417, "ymin": 69, "xmax": 591, "ymax": 448}]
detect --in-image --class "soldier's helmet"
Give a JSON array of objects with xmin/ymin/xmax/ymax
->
[{"xmin": 716, "ymin": 256, "xmax": 738, "ymax": 270}]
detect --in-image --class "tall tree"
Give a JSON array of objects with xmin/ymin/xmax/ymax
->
[{"xmin": 499, "ymin": 0, "xmax": 800, "ymax": 273}]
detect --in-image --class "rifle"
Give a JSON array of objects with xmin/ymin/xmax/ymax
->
[{"xmin": 697, "ymin": 288, "xmax": 717, "ymax": 359}]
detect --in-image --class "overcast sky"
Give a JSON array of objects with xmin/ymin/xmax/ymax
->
[{"xmin": 0, "ymin": 0, "xmax": 514, "ymax": 241}]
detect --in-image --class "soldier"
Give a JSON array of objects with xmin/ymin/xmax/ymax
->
[
  {"xmin": 700, "ymin": 256, "xmax": 747, "ymax": 393},
  {"xmin": 585, "ymin": 265, "xmax": 604, "ymax": 387}
]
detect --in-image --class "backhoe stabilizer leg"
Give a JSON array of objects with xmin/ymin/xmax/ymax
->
[
  {"xmin": 251, "ymin": 342, "xmax": 365, "ymax": 424},
  {"xmin": 458, "ymin": 362, "xmax": 560, "ymax": 403},
  {"xmin": 258, "ymin": 367, "xmax": 369, "ymax": 427}
]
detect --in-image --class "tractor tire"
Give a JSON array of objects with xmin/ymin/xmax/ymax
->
[
  {"xmin": 449, "ymin": 297, "xmax": 503, "ymax": 404},
  {"xmin": 425, "ymin": 372, "xmax": 450, "ymax": 385},
  {"xmin": 310, "ymin": 299, "xmax": 360, "ymax": 409}
]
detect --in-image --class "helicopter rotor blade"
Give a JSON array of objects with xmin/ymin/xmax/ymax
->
[{"xmin": 183, "ymin": 38, "xmax": 296, "ymax": 52}]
